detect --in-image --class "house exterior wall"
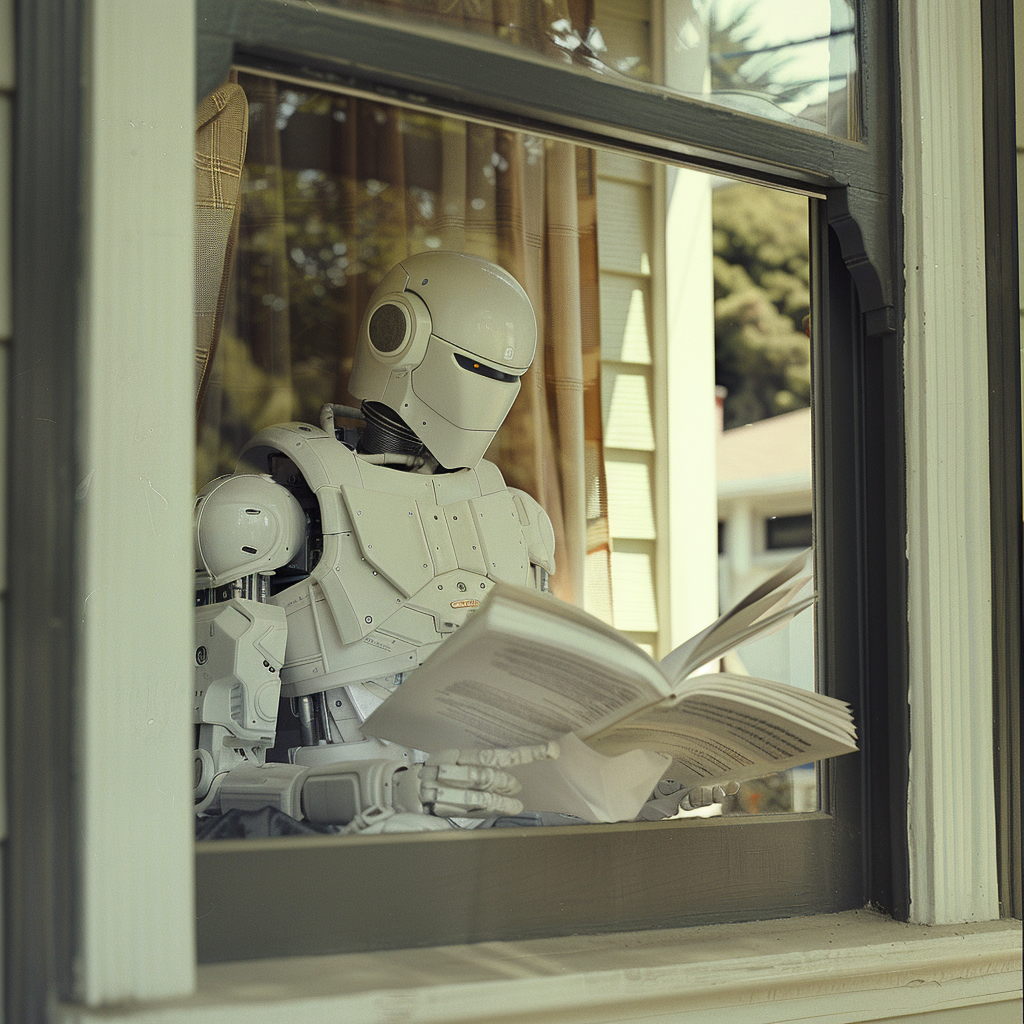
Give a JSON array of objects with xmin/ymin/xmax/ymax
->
[{"xmin": 3, "ymin": 1, "xmax": 1021, "ymax": 1021}]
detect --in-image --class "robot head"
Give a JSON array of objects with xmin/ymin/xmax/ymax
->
[
  {"xmin": 348, "ymin": 251, "xmax": 537, "ymax": 470},
  {"xmin": 194, "ymin": 474, "xmax": 306, "ymax": 587}
]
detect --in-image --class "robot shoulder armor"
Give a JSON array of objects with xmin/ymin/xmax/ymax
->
[
  {"xmin": 509, "ymin": 488, "xmax": 556, "ymax": 574},
  {"xmin": 239, "ymin": 423, "xmax": 363, "ymax": 492},
  {"xmin": 474, "ymin": 458, "xmax": 507, "ymax": 496}
]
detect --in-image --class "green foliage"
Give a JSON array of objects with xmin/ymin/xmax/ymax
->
[{"xmin": 712, "ymin": 182, "xmax": 811, "ymax": 428}]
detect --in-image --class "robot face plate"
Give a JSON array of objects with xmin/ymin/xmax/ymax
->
[
  {"xmin": 411, "ymin": 336, "xmax": 522, "ymax": 431},
  {"xmin": 349, "ymin": 252, "xmax": 537, "ymax": 469}
]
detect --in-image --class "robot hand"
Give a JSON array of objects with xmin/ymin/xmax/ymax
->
[
  {"xmin": 296, "ymin": 742, "xmax": 560, "ymax": 833},
  {"xmin": 416, "ymin": 742, "xmax": 560, "ymax": 817},
  {"xmin": 680, "ymin": 782, "xmax": 741, "ymax": 811},
  {"xmin": 635, "ymin": 776, "xmax": 740, "ymax": 820}
]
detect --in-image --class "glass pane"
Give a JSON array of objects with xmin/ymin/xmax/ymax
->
[
  {"xmin": 303, "ymin": 0, "xmax": 860, "ymax": 140},
  {"xmin": 712, "ymin": 176, "xmax": 815, "ymax": 818},
  {"xmin": 196, "ymin": 72, "xmax": 822, "ymax": 834}
]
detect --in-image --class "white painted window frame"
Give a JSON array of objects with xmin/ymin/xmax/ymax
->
[{"xmin": 55, "ymin": 0, "xmax": 1017, "ymax": 1011}]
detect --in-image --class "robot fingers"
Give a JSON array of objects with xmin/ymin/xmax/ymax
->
[
  {"xmin": 428, "ymin": 762, "xmax": 523, "ymax": 796},
  {"xmin": 427, "ymin": 740, "xmax": 560, "ymax": 769},
  {"xmin": 418, "ymin": 760, "xmax": 526, "ymax": 816},
  {"xmin": 429, "ymin": 785, "xmax": 524, "ymax": 818},
  {"xmin": 637, "ymin": 777, "xmax": 742, "ymax": 819},
  {"xmin": 679, "ymin": 781, "xmax": 740, "ymax": 811}
]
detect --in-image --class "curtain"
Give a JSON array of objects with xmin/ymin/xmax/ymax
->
[
  {"xmin": 194, "ymin": 81, "xmax": 248, "ymax": 422},
  {"xmin": 197, "ymin": 72, "xmax": 611, "ymax": 612}
]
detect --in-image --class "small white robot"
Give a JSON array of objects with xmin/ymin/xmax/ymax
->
[{"xmin": 192, "ymin": 252, "xmax": 561, "ymax": 831}]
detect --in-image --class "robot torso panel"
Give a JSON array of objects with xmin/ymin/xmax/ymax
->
[{"xmin": 239, "ymin": 423, "xmax": 555, "ymax": 704}]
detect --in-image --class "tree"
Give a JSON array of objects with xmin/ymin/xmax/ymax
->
[{"xmin": 712, "ymin": 181, "xmax": 810, "ymax": 428}]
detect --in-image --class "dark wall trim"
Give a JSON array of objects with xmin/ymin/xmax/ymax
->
[
  {"xmin": 981, "ymin": 0, "xmax": 1023, "ymax": 920},
  {"xmin": 6, "ymin": 0, "xmax": 82, "ymax": 1018},
  {"xmin": 861, "ymin": 0, "xmax": 910, "ymax": 923}
]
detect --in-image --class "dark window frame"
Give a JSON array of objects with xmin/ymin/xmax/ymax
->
[
  {"xmin": 980, "ymin": 0, "xmax": 1022, "ymax": 920},
  {"xmin": 186, "ymin": 0, "xmax": 909, "ymax": 963}
]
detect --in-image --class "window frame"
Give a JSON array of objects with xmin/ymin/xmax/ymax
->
[
  {"xmin": 980, "ymin": 0, "xmax": 1023, "ymax": 920},
  {"xmin": 9, "ymin": 0, "xmax": 1018, "ymax": 1016},
  {"xmin": 188, "ymin": 0, "xmax": 907, "ymax": 962},
  {"xmin": 5, "ymin": 3, "xmax": 920, "ymax": 1011}
]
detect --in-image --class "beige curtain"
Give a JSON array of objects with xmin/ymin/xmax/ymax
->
[
  {"xmin": 194, "ymin": 82, "xmax": 248, "ymax": 421},
  {"xmin": 197, "ymin": 71, "xmax": 611, "ymax": 611}
]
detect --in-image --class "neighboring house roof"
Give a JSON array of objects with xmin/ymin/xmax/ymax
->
[{"xmin": 717, "ymin": 407, "xmax": 812, "ymax": 498}]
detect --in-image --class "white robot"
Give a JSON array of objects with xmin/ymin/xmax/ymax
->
[
  {"xmin": 192, "ymin": 251, "xmax": 720, "ymax": 832},
  {"xmin": 193, "ymin": 252, "xmax": 564, "ymax": 832}
]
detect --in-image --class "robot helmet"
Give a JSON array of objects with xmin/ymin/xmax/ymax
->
[
  {"xmin": 194, "ymin": 474, "xmax": 306, "ymax": 586},
  {"xmin": 348, "ymin": 251, "xmax": 537, "ymax": 469}
]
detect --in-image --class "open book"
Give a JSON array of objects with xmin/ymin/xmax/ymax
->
[{"xmin": 363, "ymin": 550, "xmax": 857, "ymax": 792}]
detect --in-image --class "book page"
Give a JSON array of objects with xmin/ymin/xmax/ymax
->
[
  {"xmin": 587, "ymin": 691, "xmax": 857, "ymax": 789},
  {"xmin": 690, "ymin": 675, "xmax": 858, "ymax": 743},
  {"xmin": 658, "ymin": 549, "xmax": 813, "ymax": 683},
  {"xmin": 362, "ymin": 588, "xmax": 668, "ymax": 751},
  {"xmin": 507, "ymin": 733, "xmax": 671, "ymax": 822},
  {"xmin": 663, "ymin": 595, "xmax": 814, "ymax": 690}
]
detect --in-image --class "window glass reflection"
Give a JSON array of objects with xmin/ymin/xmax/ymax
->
[
  {"xmin": 197, "ymin": 73, "xmax": 820, "ymax": 821},
  {"xmin": 303, "ymin": 0, "xmax": 859, "ymax": 139}
]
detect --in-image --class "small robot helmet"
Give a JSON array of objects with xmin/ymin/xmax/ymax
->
[{"xmin": 194, "ymin": 474, "xmax": 306, "ymax": 586}]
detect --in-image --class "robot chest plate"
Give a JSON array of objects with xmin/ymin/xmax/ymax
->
[
  {"xmin": 344, "ymin": 485, "xmax": 528, "ymax": 588},
  {"xmin": 332, "ymin": 474, "xmax": 530, "ymax": 639}
]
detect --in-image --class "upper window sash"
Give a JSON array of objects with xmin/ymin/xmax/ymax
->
[
  {"xmin": 196, "ymin": 0, "xmax": 887, "ymax": 193},
  {"xmin": 196, "ymin": 1, "xmax": 898, "ymax": 331}
]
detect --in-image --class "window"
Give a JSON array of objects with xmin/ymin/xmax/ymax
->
[
  {"xmin": 200, "ymin": 68, "xmax": 820, "ymax": 818},
  {"xmin": 187, "ymin": 0, "xmax": 907, "ymax": 964},
  {"xmin": 10, "ymin": 2, "xmax": 1019, "ymax": 1018},
  {"xmin": 200, "ymin": 76, "xmax": 815, "ymax": 658},
  {"xmin": 305, "ymin": 0, "xmax": 861, "ymax": 140},
  {"xmin": 766, "ymin": 513, "xmax": 813, "ymax": 550}
]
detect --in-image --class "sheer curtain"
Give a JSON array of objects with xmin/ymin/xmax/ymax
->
[{"xmin": 196, "ymin": 73, "xmax": 611, "ymax": 610}]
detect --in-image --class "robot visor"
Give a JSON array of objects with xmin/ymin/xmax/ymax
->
[
  {"xmin": 452, "ymin": 351, "xmax": 522, "ymax": 383},
  {"xmin": 411, "ymin": 336, "xmax": 522, "ymax": 430}
]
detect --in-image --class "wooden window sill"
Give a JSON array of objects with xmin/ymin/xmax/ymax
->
[{"xmin": 57, "ymin": 909, "xmax": 1022, "ymax": 1023}]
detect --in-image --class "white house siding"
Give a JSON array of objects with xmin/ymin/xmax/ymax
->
[
  {"xmin": 594, "ymin": 0, "xmax": 719, "ymax": 659},
  {"xmin": 901, "ymin": 0, "xmax": 1000, "ymax": 927}
]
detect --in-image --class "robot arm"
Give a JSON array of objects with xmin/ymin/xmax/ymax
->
[
  {"xmin": 510, "ymin": 487, "xmax": 556, "ymax": 591},
  {"xmin": 192, "ymin": 473, "xmax": 305, "ymax": 813},
  {"xmin": 201, "ymin": 743, "xmax": 556, "ymax": 830},
  {"xmin": 305, "ymin": 744, "xmax": 558, "ymax": 829}
]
